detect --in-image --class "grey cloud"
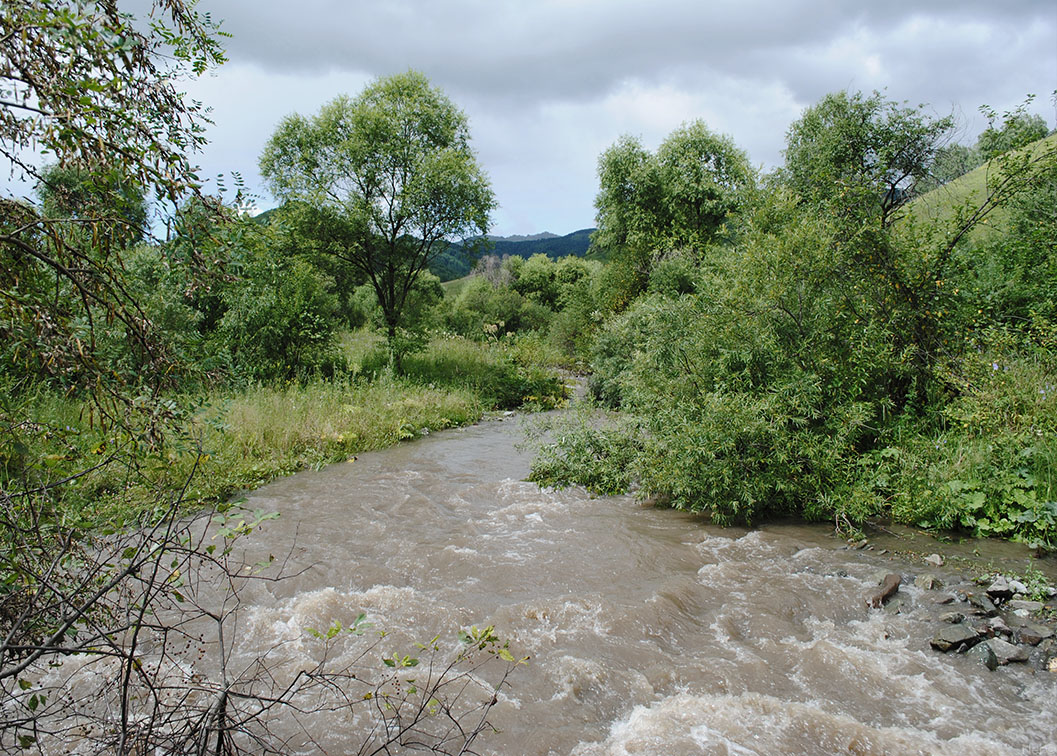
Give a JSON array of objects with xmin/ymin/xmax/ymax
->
[
  {"xmin": 206, "ymin": 0, "xmax": 1054, "ymax": 105},
  {"xmin": 159, "ymin": 0, "xmax": 1057, "ymax": 234}
]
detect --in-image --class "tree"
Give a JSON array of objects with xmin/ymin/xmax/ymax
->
[
  {"xmin": 218, "ymin": 223, "xmax": 344, "ymax": 381},
  {"xmin": 783, "ymin": 90, "xmax": 953, "ymax": 229},
  {"xmin": 2, "ymin": 0, "xmax": 226, "ymax": 399},
  {"xmin": 916, "ymin": 142, "xmax": 983, "ymax": 193},
  {"xmin": 592, "ymin": 121, "xmax": 752, "ymax": 306},
  {"xmin": 533, "ymin": 90, "xmax": 1057, "ymax": 537},
  {"xmin": 977, "ymin": 98, "xmax": 1050, "ymax": 160},
  {"xmin": 656, "ymin": 121, "xmax": 754, "ymax": 251},
  {"xmin": 260, "ymin": 71, "xmax": 495, "ymax": 361},
  {"xmin": 37, "ymin": 162, "xmax": 149, "ymax": 248},
  {"xmin": 1, "ymin": 1, "xmax": 223, "ymax": 199}
]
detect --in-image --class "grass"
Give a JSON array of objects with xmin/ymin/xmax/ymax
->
[
  {"xmin": 4, "ymin": 329, "xmax": 568, "ymax": 528},
  {"xmin": 903, "ymin": 133, "xmax": 1057, "ymax": 243},
  {"xmin": 441, "ymin": 274, "xmax": 474, "ymax": 299},
  {"xmin": 401, "ymin": 334, "xmax": 566, "ymax": 410},
  {"xmin": 181, "ymin": 376, "xmax": 484, "ymax": 506}
]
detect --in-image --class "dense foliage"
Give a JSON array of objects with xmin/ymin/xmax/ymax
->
[
  {"xmin": 592, "ymin": 121, "xmax": 754, "ymax": 308},
  {"xmin": 532, "ymin": 92, "xmax": 1057, "ymax": 548}
]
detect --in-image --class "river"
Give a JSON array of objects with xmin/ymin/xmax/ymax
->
[{"xmin": 223, "ymin": 415, "xmax": 1057, "ymax": 755}]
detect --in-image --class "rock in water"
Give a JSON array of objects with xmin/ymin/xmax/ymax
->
[
  {"xmin": 987, "ymin": 616, "xmax": 1013, "ymax": 638},
  {"xmin": 987, "ymin": 638, "xmax": 1030, "ymax": 665},
  {"xmin": 967, "ymin": 593, "xmax": 998, "ymax": 617},
  {"xmin": 931, "ymin": 624, "xmax": 980, "ymax": 652},
  {"xmin": 1017, "ymin": 622, "xmax": 1055, "ymax": 646},
  {"xmin": 866, "ymin": 573, "xmax": 902, "ymax": 608},
  {"xmin": 986, "ymin": 576, "xmax": 1014, "ymax": 601},
  {"xmin": 914, "ymin": 574, "xmax": 943, "ymax": 590},
  {"xmin": 968, "ymin": 641, "xmax": 999, "ymax": 671},
  {"xmin": 924, "ymin": 553, "xmax": 944, "ymax": 567}
]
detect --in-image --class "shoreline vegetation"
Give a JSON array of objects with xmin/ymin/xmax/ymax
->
[{"xmin": 7, "ymin": 330, "xmax": 569, "ymax": 530}]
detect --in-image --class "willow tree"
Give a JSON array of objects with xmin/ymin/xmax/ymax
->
[
  {"xmin": 260, "ymin": 71, "xmax": 495, "ymax": 358},
  {"xmin": 592, "ymin": 121, "xmax": 753, "ymax": 307}
]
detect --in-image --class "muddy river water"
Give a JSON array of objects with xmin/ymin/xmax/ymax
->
[{"xmin": 226, "ymin": 416, "xmax": 1057, "ymax": 755}]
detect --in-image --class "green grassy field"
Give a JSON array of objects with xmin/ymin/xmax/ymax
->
[
  {"xmin": 441, "ymin": 274, "xmax": 473, "ymax": 298},
  {"xmin": 903, "ymin": 133, "xmax": 1057, "ymax": 242}
]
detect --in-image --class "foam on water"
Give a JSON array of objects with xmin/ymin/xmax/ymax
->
[
  {"xmin": 571, "ymin": 691, "xmax": 1043, "ymax": 756},
  {"xmin": 205, "ymin": 418, "xmax": 1057, "ymax": 754}
]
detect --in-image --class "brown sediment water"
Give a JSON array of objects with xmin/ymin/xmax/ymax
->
[{"xmin": 221, "ymin": 416, "xmax": 1057, "ymax": 755}]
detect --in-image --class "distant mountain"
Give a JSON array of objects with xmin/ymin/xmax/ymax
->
[
  {"xmin": 486, "ymin": 232, "xmax": 559, "ymax": 243},
  {"xmin": 430, "ymin": 228, "xmax": 596, "ymax": 281},
  {"xmin": 250, "ymin": 207, "xmax": 595, "ymax": 282}
]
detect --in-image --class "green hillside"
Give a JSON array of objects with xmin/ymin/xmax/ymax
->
[{"xmin": 904, "ymin": 132, "xmax": 1057, "ymax": 241}]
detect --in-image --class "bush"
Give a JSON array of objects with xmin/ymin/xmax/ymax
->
[
  {"xmin": 446, "ymin": 276, "xmax": 552, "ymax": 339},
  {"xmin": 400, "ymin": 336, "xmax": 566, "ymax": 410},
  {"xmin": 220, "ymin": 242, "xmax": 345, "ymax": 382},
  {"xmin": 882, "ymin": 330, "xmax": 1057, "ymax": 547}
]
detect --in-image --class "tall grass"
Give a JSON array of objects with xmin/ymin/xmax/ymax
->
[
  {"xmin": 213, "ymin": 376, "xmax": 480, "ymax": 463},
  {"xmin": 6, "ymin": 330, "xmax": 570, "ymax": 526}
]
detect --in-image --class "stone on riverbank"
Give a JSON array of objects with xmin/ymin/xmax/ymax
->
[
  {"xmin": 967, "ymin": 641, "xmax": 999, "ymax": 670},
  {"xmin": 931, "ymin": 624, "xmax": 980, "ymax": 652},
  {"xmin": 967, "ymin": 593, "xmax": 998, "ymax": 617},
  {"xmin": 1016, "ymin": 622, "xmax": 1054, "ymax": 646},
  {"xmin": 985, "ymin": 576, "xmax": 1014, "ymax": 601},
  {"xmin": 1007, "ymin": 599, "xmax": 1044, "ymax": 615},
  {"xmin": 987, "ymin": 616, "xmax": 1013, "ymax": 639},
  {"xmin": 986, "ymin": 638, "xmax": 1031, "ymax": 665}
]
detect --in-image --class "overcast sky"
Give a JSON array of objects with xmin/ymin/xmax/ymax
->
[{"xmin": 38, "ymin": 1, "xmax": 1057, "ymax": 236}]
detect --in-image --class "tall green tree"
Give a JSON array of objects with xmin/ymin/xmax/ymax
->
[
  {"xmin": 784, "ymin": 90, "xmax": 954, "ymax": 230},
  {"xmin": 259, "ymin": 71, "xmax": 495, "ymax": 359},
  {"xmin": 592, "ymin": 121, "xmax": 752, "ymax": 307}
]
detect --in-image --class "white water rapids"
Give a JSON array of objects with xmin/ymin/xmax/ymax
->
[{"xmin": 217, "ymin": 416, "xmax": 1057, "ymax": 755}]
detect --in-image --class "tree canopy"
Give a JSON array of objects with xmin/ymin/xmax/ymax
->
[
  {"xmin": 591, "ymin": 121, "xmax": 752, "ymax": 308},
  {"xmin": 593, "ymin": 121, "xmax": 752, "ymax": 259},
  {"xmin": 783, "ymin": 90, "xmax": 954, "ymax": 228},
  {"xmin": 260, "ymin": 71, "xmax": 495, "ymax": 352}
]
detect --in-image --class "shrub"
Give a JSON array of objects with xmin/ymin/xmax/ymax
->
[
  {"xmin": 446, "ymin": 276, "xmax": 552, "ymax": 339},
  {"xmin": 220, "ymin": 244, "xmax": 344, "ymax": 382},
  {"xmin": 401, "ymin": 336, "xmax": 565, "ymax": 410}
]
